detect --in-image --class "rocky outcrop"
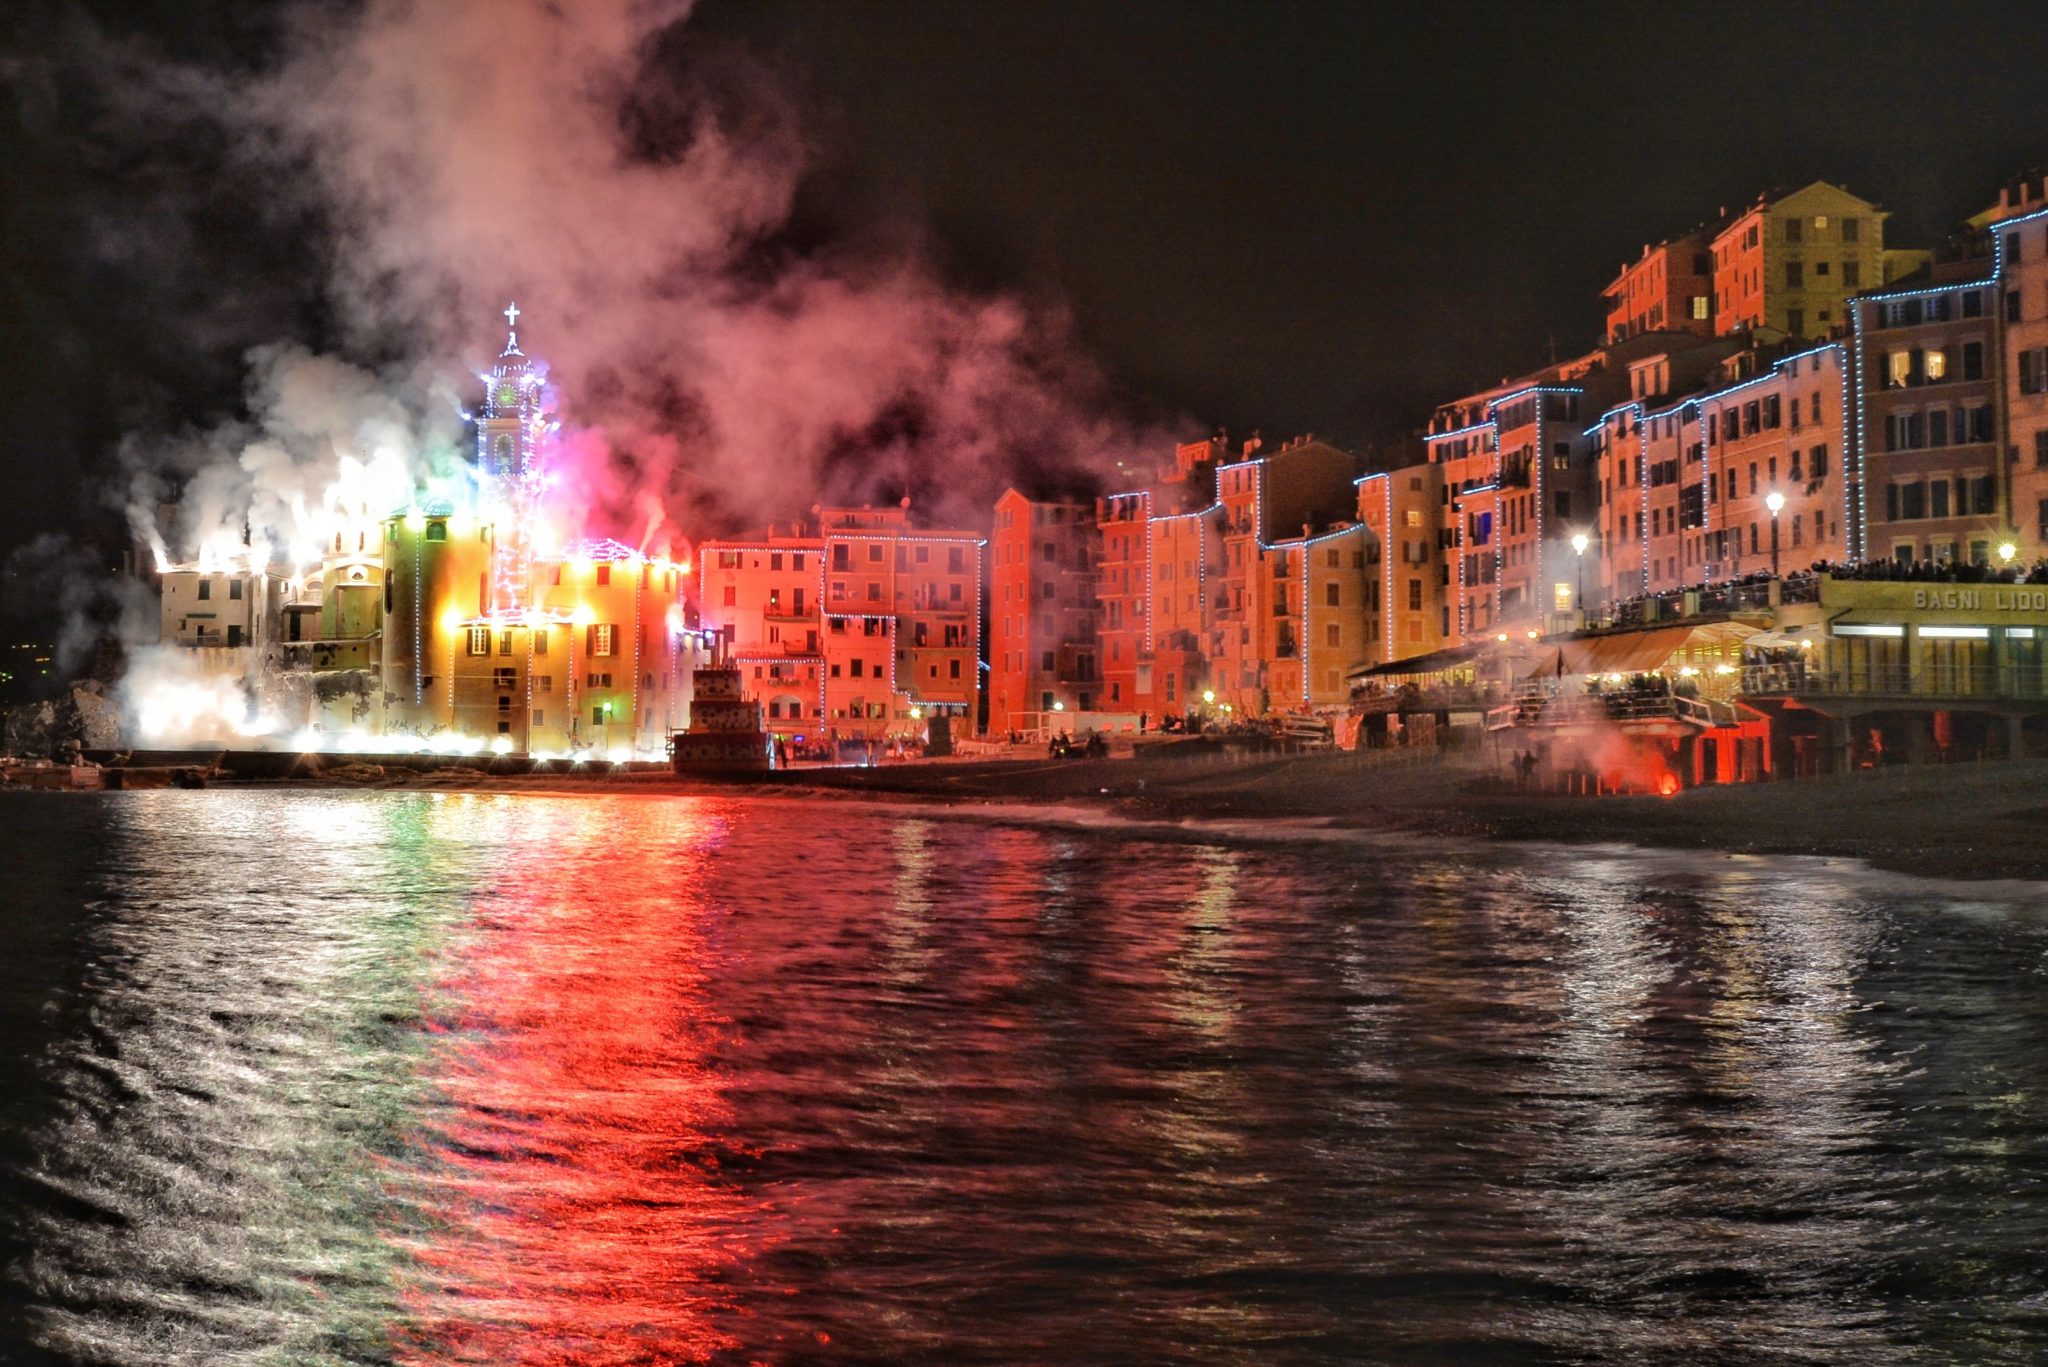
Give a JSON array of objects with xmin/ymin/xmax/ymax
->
[{"xmin": 2, "ymin": 682, "xmax": 124, "ymax": 758}]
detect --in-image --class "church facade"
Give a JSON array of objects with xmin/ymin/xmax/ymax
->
[{"xmin": 152, "ymin": 309, "xmax": 711, "ymax": 756}]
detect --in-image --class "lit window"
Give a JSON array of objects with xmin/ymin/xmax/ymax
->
[
  {"xmin": 1887, "ymin": 352, "xmax": 1911, "ymax": 387},
  {"xmin": 589, "ymin": 624, "xmax": 615, "ymax": 656},
  {"xmin": 1924, "ymin": 350, "xmax": 1948, "ymax": 381},
  {"xmin": 467, "ymin": 626, "xmax": 491, "ymax": 656}
]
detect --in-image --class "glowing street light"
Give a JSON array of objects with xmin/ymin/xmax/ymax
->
[
  {"xmin": 1051, "ymin": 699, "xmax": 1065, "ymax": 712},
  {"xmin": 1764, "ymin": 490, "xmax": 1786, "ymax": 577},
  {"xmin": 1201, "ymin": 689, "xmax": 1216, "ymax": 706},
  {"xmin": 1997, "ymin": 540, "xmax": 2018, "ymax": 566}
]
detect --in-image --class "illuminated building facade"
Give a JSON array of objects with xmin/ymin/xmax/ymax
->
[
  {"xmin": 989, "ymin": 490, "xmax": 1100, "ymax": 734},
  {"xmin": 1095, "ymin": 489, "xmax": 1150, "ymax": 714},
  {"xmin": 1992, "ymin": 193, "xmax": 2048, "ymax": 559},
  {"xmin": 1848, "ymin": 238, "xmax": 2005, "ymax": 568},
  {"xmin": 1588, "ymin": 343, "xmax": 1849, "ymax": 603},
  {"xmin": 1356, "ymin": 461, "xmax": 1450, "ymax": 660},
  {"xmin": 1604, "ymin": 226, "xmax": 1716, "ymax": 343},
  {"xmin": 150, "ymin": 310, "xmax": 710, "ymax": 756},
  {"xmin": 696, "ymin": 506, "xmax": 985, "ymax": 742}
]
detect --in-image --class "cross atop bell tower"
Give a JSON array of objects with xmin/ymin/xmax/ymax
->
[{"xmin": 501, "ymin": 300, "xmax": 523, "ymax": 357}]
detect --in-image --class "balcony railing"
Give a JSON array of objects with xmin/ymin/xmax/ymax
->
[
  {"xmin": 1741, "ymin": 663, "xmax": 2048, "ymax": 701},
  {"xmin": 1487, "ymin": 689, "xmax": 1736, "ymax": 731}
]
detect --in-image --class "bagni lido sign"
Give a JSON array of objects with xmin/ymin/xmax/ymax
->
[{"xmin": 1910, "ymin": 587, "xmax": 2048, "ymax": 612}]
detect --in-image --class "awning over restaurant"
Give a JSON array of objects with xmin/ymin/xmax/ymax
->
[
  {"xmin": 1525, "ymin": 621, "xmax": 1757, "ymax": 678},
  {"xmin": 1350, "ymin": 642, "xmax": 1486, "ymax": 681},
  {"xmin": 1353, "ymin": 619, "xmax": 1761, "ymax": 686}
]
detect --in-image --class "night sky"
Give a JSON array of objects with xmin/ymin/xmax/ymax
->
[{"xmin": 3, "ymin": 0, "xmax": 2045, "ymax": 583}]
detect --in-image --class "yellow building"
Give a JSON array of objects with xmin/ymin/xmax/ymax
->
[
  {"xmin": 1744, "ymin": 574, "xmax": 2048, "ymax": 767},
  {"xmin": 1357, "ymin": 462, "xmax": 1450, "ymax": 661},
  {"xmin": 1711, "ymin": 181, "xmax": 1895, "ymax": 341}
]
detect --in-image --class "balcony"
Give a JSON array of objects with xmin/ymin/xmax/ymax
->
[
  {"xmin": 1742, "ymin": 662, "xmax": 2048, "ymax": 702},
  {"xmin": 1487, "ymin": 688, "xmax": 1736, "ymax": 732}
]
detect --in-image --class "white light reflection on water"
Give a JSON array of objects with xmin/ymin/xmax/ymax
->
[{"xmin": 18, "ymin": 791, "xmax": 492, "ymax": 1364}]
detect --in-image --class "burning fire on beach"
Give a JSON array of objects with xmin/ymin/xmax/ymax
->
[{"xmin": 1522, "ymin": 728, "xmax": 1686, "ymax": 799}]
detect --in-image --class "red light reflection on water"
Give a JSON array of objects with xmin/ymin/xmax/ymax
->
[{"xmin": 387, "ymin": 797, "xmax": 758, "ymax": 1365}]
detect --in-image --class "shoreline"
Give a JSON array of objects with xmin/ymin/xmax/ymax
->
[{"xmin": 140, "ymin": 746, "xmax": 2048, "ymax": 884}]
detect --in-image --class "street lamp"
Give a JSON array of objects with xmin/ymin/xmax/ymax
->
[
  {"xmin": 1997, "ymin": 540, "xmax": 2018, "ymax": 566},
  {"xmin": 1569, "ymin": 531, "xmax": 1589, "ymax": 614},
  {"xmin": 1201, "ymin": 689, "xmax": 1216, "ymax": 705},
  {"xmin": 1764, "ymin": 490, "xmax": 1786, "ymax": 577}
]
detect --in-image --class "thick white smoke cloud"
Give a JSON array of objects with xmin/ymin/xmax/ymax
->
[
  {"xmin": 223, "ymin": 0, "xmax": 1160, "ymax": 533},
  {"xmin": 124, "ymin": 345, "xmax": 472, "ymax": 569}
]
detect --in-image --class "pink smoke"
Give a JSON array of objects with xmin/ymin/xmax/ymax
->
[{"xmin": 232, "ymin": 0, "xmax": 1165, "ymax": 535}]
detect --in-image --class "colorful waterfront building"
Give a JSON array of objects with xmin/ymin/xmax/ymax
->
[
  {"xmin": 1354, "ymin": 461, "xmax": 1450, "ymax": 661},
  {"xmin": 1428, "ymin": 333, "xmax": 1737, "ymax": 640},
  {"xmin": 379, "ymin": 316, "xmax": 704, "ymax": 756},
  {"xmin": 1589, "ymin": 342, "xmax": 1851, "ymax": 605},
  {"xmin": 1847, "ymin": 232, "xmax": 2006, "ymax": 568},
  {"xmin": 989, "ymin": 489, "xmax": 1100, "ymax": 734},
  {"xmin": 1603, "ymin": 226, "xmax": 1717, "ymax": 344},
  {"xmin": 1709, "ymin": 181, "xmax": 1907, "ymax": 341},
  {"xmin": 1201, "ymin": 437, "xmax": 1365, "ymax": 714},
  {"xmin": 696, "ymin": 505, "xmax": 984, "ymax": 743},
  {"xmin": 1988, "ymin": 189, "xmax": 2048, "ymax": 559}
]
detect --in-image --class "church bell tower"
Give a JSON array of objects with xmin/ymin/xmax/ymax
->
[{"xmin": 475, "ymin": 302, "xmax": 550, "ymax": 614}]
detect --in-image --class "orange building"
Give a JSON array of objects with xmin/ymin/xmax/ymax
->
[
  {"xmin": 1430, "ymin": 330, "xmax": 1756, "ymax": 638},
  {"xmin": 1094, "ymin": 488, "xmax": 1151, "ymax": 716},
  {"xmin": 1090, "ymin": 438, "xmax": 1225, "ymax": 721},
  {"xmin": 1430, "ymin": 373, "xmax": 1600, "ymax": 640},
  {"xmin": 697, "ymin": 506, "xmax": 983, "ymax": 743},
  {"xmin": 989, "ymin": 490, "xmax": 1099, "ymax": 734},
  {"xmin": 1146, "ymin": 494, "xmax": 1221, "ymax": 719},
  {"xmin": 1604, "ymin": 227, "xmax": 1716, "ymax": 343}
]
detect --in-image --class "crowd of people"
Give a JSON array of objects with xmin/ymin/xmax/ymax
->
[{"xmin": 1810, "ymin": 556, "xmax": 2048, "ymax": 584}]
